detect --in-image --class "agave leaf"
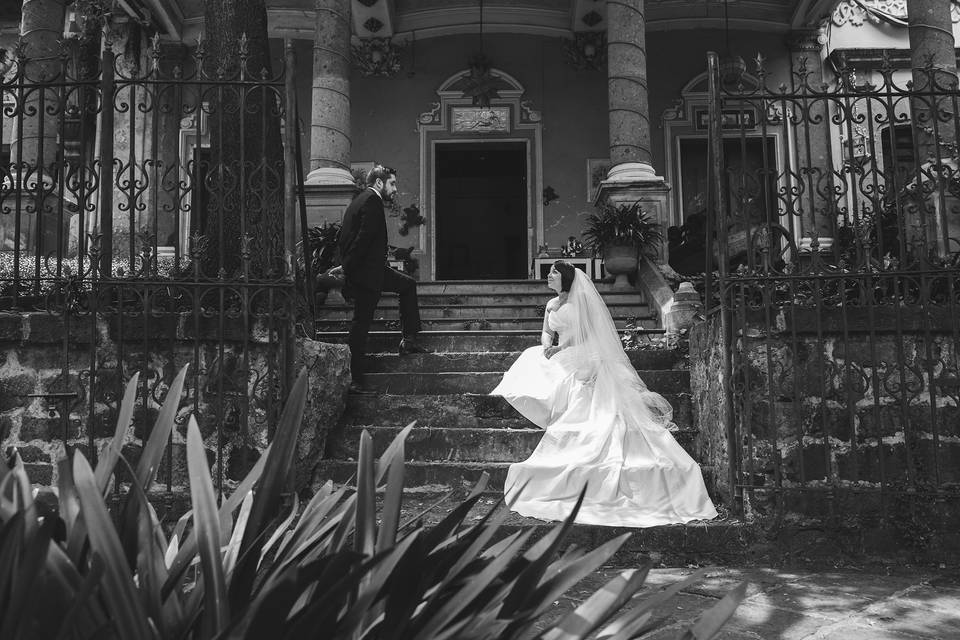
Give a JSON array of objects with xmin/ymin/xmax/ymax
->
[
  {"xmin": 274, "ymin": 482, "xmax": 342, "ymax": 559},
  {"xmin": 517, "ymin": 533, "xmax": 632, "ymax": 627},
  {"xmin": 118, "ymin": 366, "xmax": 190, "ymax": 565},
  {"xmin": 279, "ymin": 551, "xmax": 372, "ymax": 636},
  {"xmin": 678, "ymin": 581, "xmax": 747, "ymax": 640},
  {"xmin": 355, "ymin": 429, "xmax": 376, "ymax": 557},
  {"xmin": 136, "ymin": 365, "xmax": 189, "ymax": 493},
  {"xmin": 338, "ymin": 530, "xmax": 423, "ymax": 634},
  {"xmin": 0, "ymin": 509, "xmax": 27, "ymax": 633},
  {"xmin": 376, "ymin": 422, "xmax": 415, "ymax": 486},
  {"xmin": 165, "ymin": 508, "xmax": 193, "ymax": 569},
  {"xmin": 397, "ymin": 487, "xmax": 457, "ymax": 533},
  {"xmin": 1, "ymin": 512, "xmax": 57, "ymax": 639},
  {"xmin": 163, "ymin": 440, "xmax": 272, "ymax": 598},
  {"xmin": 376, "ymin": 434, "xmax": 405, "ymax": 553},
  {"xmin": 595, "ymin": 611, "xmax": 652, "ymax": 640},
  {"xmin": 329, "ymin": 495, "xmax": 358, "ymax": 553},
  {"xmin": 533, "ymin": 565, "xmax": 651, "ymax": 640},
  {"xmin": 94, "ymin": 372, "xmax": 140, "ymax": 493},
  {"xmin": 56, "ymin": 455, "xmax": 87, "ymax": 562},
  {"xmin": 52, "ymin": 550, "xmax": 108, "ymax": 640},
  {"xmin": 410, "ymin": 528, "xmax": 535, "ymax": 640},
  {"xmin": 186, "ymin": 417, "xmax": 230, "ymax": 636},
  {"xmin": 258, "ymin": 492, "xmax": 299, "ymax": 570},
  {"xmin": 594, "ymin": 567, "xmax": 712, "ymax": 639},
  {"xmin": 73, "ymin": 450, "xmax": 153, "ymax": 639},
  {"xmin": 228, "ymin": 367, "xmax": 309, "ymax": 610},
  {"xmin": 501, "ymin": 486, "xmax": 588, "ymax": 618},
  {"xmin": 224, "ymin": 490, "xmax": 255, "ymax": 578},
  {"xmin": 432, "ymin": 498, "xmax": 511, "ymax": 592}
]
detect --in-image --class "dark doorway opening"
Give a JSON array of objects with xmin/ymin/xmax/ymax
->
[{"xmin": 435, "ymin": 142, "xmax": 528, "ymax": 280}]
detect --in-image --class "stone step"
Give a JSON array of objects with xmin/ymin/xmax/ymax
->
[
  {"xmin": 329, "ymin": 425, "xmax": 700, "ymax": 462},
  {"xmin": 316, "ymin": 302, "xmax": 653, "ymax": 322},
  {"xmin": 316, "ymin": 315, "xmax": 657, "ymax": 332},
  {"xmin": 394, "ymin": 280, "xmax": 638, "ymax": 295},
  {"xmin": 363, "ymin": 349, "xmax": 684, "ymax": 373},
  {"xmin": 318, "ymin": 329, "xmax": 666, "ymax": 353},
  {"xmin": 327, "ymin": 290, "xmax": 647, "ymax": 307},
  {"xmin": 339, "ymin": 393, "xmax": 692, "ymax": 430},
  {"xmin": 314, "ymin": 460, "xmax": 717, "ymax": 497},
  {"xmin": 360, "ymin": 370, "xmax": 690, "ymax": 395}
]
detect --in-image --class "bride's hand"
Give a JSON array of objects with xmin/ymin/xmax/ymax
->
[{"xmin": 543, "ymin": 346, "xmax": 562, "ymax": 359}]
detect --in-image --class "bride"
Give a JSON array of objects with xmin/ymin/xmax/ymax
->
[{"xmin": 490, "ymin": 260, "xmax": 718, "ymax": 527}]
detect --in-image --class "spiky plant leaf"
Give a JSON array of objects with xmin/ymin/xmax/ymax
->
[
  {"xmin": 355, "ymin": 429, "xmax": 376, "ymax": 557},
  {"xmin": 72, "ymin": 450, "xmax": 153, "ymax": 639},
  {"xmin": 531, "ymin": 565, "xmax": 651, "ymax": 640},
  {"xmin": 376, "ymin": 427, "xmax": 409, "ymax": 552},
  {"xmin": 94, "ymin": 372, "xmax": 140, "ymax": 493},
  {"xmin": 186, "ymin": 416, "xmax": 230, "ymax": 636},
  {"xmin": 410, "ymin": 528, "xmax": 536, "ymax": 640},
  {"xmin": 679, "ymin": 581, "xmax": 747, "ymax": 640},
  {"xmin": 228, "ymin": 367, "xmax": 309, "ymax": 610},
  {"xmin": 594, "ymin": 567, "xmax": 712, "ymax": 639}
]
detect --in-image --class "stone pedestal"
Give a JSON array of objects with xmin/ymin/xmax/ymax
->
[
  {"xmin": 664, "ymin": 281, "xmax": 702, "ymax": 335},
  {"xmin": 596, "ymin": 179, "xmax": 672, "ymax": 263},
  {"xmin": 303, "ymin": 183, "xmax": 357, "ymax": 228}
]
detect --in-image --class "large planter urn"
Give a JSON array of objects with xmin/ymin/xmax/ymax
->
[{"xmin": 602, "ymin": 243, "xmax": 638, "ymax": 289}]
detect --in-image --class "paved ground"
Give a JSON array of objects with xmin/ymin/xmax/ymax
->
[{"xmin": 536, "ymin": 565, "xmax": 960, "ymax": 639}]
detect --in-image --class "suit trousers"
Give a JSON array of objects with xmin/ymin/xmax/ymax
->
[{"xmin": 348, "ymin": 266, "xmax": 422, "ymax": 382}]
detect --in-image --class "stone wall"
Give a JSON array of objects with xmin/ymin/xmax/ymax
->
[
  {"xmin": 688, "ymin": 314, "xmax": 732, "ymax": 501},
  {"xmin": 689, "ymin": 307, "xmax": 960, "ymax": 560},
  {"xmin": 0, "ymin": 311, "xmax": 350, "ymax": 499}
]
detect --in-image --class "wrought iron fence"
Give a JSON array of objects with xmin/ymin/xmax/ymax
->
[
  {"xmin": 706, "ymin": 50, "xmax": 960, "ymax": 539},
  {"xmin": 0, "ymin": 31, "xmax": 302, "ymax": 499}
]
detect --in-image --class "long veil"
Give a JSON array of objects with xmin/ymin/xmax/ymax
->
[{"xmin": 567, "ymin": 269, "xmax": 674, "ymax": 430}]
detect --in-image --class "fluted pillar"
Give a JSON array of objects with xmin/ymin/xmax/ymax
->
[
  {"xmin": 305, "ymin": 0, "xmax": 353, "ymax": 185},
  {"xmin": 604, "ymin": 0, "xmax": 659, "ymax": 184}
]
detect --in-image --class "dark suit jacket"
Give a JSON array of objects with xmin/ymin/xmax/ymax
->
[{"xmin": 338, "ymin": 188, "xmax": 388, "ymax": 292}]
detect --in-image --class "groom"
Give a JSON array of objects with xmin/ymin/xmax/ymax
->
[{"xmin": 336, "ymin": 164, "xmax": 426, "ymax": 393}]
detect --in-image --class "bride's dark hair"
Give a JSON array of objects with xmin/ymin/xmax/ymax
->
[{"xmin": 553, "ymin": 260, "xmax": 576, "ymax": 292}]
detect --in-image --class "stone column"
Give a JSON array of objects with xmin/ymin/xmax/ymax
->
[
  {"xmin": 305, "ymin": 0, "xmax": 353, "ymax": 186},
  {"xmin": 604, "ymin": 0, "xmax": 656, "ymax": 183},
  {"xmin": 9, "ymin": 0, "xmax": 68, "ymax": 253},
  {"xmin": 787, "ymin": 28, "xmax": 834, "ymax": 254},
  {"xmin": 907, "ymin": 0, "xmax": 958, "ymax": 255},
  {"xmin": 596, "ymin": 0, "xmax": 670, "ymax": 262}
]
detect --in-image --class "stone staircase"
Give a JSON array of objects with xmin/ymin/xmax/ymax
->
[{"xmin": 314, "ymin": 280, "xmax": 755, "ymax": 563}]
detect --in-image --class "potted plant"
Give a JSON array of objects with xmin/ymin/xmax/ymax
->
[
  {"xmin": 302, "ymin": 221, "xmax": 343, "ymax": 303},
  {"xmin": 582, "ymin": 199, "xmax": 662, "ymax": 287}
]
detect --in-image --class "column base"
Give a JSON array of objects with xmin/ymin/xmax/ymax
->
[
  {"xmin": 304, "ymin": 166, "xmax": 356, "ymax": 186},
  {"xmin": 596, "ymin": 173, "xmax": 672, "ymax": 263},
  {"xmin": 604, "ymin": 162, "xmax": 664, "ymax": 185},
  {"xmin": 303, "ymin": 182, "xmax": 359, "ymax": 228}
]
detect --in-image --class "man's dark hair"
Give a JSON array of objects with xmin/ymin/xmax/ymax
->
[
  {"xmin": 366, "ymin": 164, "xmax": 397, "ymax": 186},
  {"xmin": 553, "ymin": 260, "xmax": 576, "ymax": 292}
]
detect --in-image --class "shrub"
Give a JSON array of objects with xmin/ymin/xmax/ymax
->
[{"xmin": 0, "ymin": 365, "xmax": 745, "ymax": 639}]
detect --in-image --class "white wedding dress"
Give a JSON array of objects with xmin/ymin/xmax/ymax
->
[{"xmin": 490, "ymin": 270, "xmax": 718, "ymax": 527}]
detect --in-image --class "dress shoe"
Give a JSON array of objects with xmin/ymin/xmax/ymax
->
[
  {"xmin": 398, "ymin": 337, "xmax": 429, "ymax": 355},
  {"xmin": 349, "ymin": 380, "xmax": 375, "ymax": 395}
]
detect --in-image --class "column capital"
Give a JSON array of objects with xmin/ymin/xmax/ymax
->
[{"xmin": 786, "ymin": 27, "xmax": 826, "ymax": 53}]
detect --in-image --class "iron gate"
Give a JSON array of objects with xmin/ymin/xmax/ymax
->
[
  {"xmin": 1, "ymin": 30, "xmax": 303, "ymax": 501},
  {"xmin": 705, "ymin": 50, "xmax": 960, "ymax": 541}
]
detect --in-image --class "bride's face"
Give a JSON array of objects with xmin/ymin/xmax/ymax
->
[{"xmin": 546, "ymin": 265, "xmax": 562, "ymax": 293}]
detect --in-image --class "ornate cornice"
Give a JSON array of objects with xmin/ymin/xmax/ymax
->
[{"xmin": 832, "ymin": 0, "xmax": 960, "ymax": 27}]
